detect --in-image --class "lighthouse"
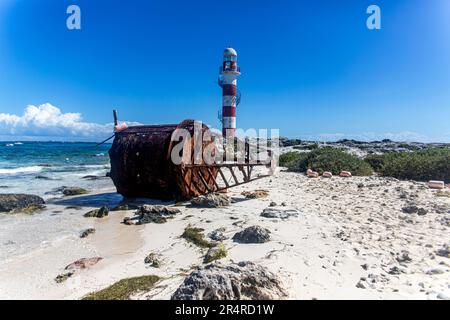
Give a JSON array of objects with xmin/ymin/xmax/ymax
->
[{"xmin": 219, "ymin": 48, "xmax": 241, "ymax": 138}]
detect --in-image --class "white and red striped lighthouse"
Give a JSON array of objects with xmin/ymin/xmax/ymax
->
[{"xmin": 219, "ymin": 48, "xmax": 241, "ymax": 137}]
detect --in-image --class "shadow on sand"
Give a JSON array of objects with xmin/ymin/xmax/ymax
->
[{"xmin": 52, "ymin": 192, "xmax": 176, "ymax": 209}]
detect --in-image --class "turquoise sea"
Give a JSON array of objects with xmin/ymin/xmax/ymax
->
[
  {"xmin": 0, "ymin": 141, "xmax": 121, "ymax": 262},
  {"xmin": 0, "ymin": 141, "xmax": 112, "ymax": 199}
]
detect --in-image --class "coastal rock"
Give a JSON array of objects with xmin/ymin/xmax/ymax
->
[
  {"xmin": 0, "ymin": 194, "xmax": 45, "ymax": 213},
  {"xmin": 80, "ymin": 228, "xmax": 96, "ymax": 238},
  {"xmin": 111, "ymin": 203, "xmax": 140, "ymax": 211},
  {"xmin": 260, "ymin": 208, "xmax": 299, "ymax": 220},
  {"xmin": 388, "ymin": 266, "xmax": 404, "ymax": 275},
  {"xmin": 65, "ymin": 257, "xmax": 103, "ymax": 271},
  {"xmin": 123, "ymin": 217, "xmax": 134, "ymax": 225},
  {"xmin": 340, "ymin": 171, "xmax": 352, "ymax": 177},
  {"xmin": 122, "ymin": 205, "xmax": 180, "ymax": 225},
  {"xmin": 425, "ymin": 267, "xmax": 445, "ymax": 275},
  {"xmin": 241, "ymin": 190, "xmax": 269, "ymax": 199},
  {"xmin": 134, "ymin": 205, "xmax": 180, "ymax": 224},
  {"xmin": 437, "ymin": 293, "xmax": 450, "ymax": 300},
  {"xmin": 436, "ymin": 245, "xmax": 450, "ymax": 258},
  {"xmin": 84, "ymin": 206, "xmax": 109, "ymax": 218},
  {"xmin": 144, "ymin": 252, "xmax": 162, "ymax": 268},
  {"xmin": 35, "ymin": 175, "xmax": 54, "ymax": 180},
  {"xmin": 396, "ymin": 251, "xmax": 412, "ymax": 263},
  {"xmin": 232, "ymin": 226, "xmax": 271, "ymax": 244},
  {"xmin": 55, "ymin": 272, "xmax": 74, "ymax": 284},
  {"xmin": 428, "ymin": 181, "xmax": 445, "ymax": 190},
  {"xmin": 62, "ymin": 187, "xmax": 89, "ymax": 196},
  {"xmin": 307, "ymin": 169, "xmax": 319, "ymax": 178},
  {"xmin": 322, "ymin": 171, "xmax": 333, "ymax": 178},
  {"xmin": 112, "ymin": 204, "xmax": 130, "ymax": 211},
  {"xmin": 208, "ymin": 227, "xmax": 228, "ymax": 241},
  {"xmin": 171, "ymin": 261, "xmax": 287, "ymax": 300},
  {"xmin": 191, "ymin": 193, "xmax": 230, "ymax": 208},
  {"xmin": 402, "ymin": 205, "xmax": 427, "ymax": 215},
  {"xmin": 81, "ymin": 175, "xmax": 108, "ymax": 181}
]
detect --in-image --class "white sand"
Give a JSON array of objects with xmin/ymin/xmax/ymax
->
[{"xmin": 0, "ymin": 170, "xmax": 449, "ymax": 300}]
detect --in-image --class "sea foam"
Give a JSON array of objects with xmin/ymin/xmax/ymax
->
[{"xmin": 0, "ymin": 166, "xmax": 43, "ymax": 175}]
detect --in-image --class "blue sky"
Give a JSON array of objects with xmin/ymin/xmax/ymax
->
[{"xmin": 0, "ymin": 0, "xmax": 449, "ymax": 142}]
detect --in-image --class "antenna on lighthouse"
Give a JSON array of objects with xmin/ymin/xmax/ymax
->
[{"xmin": 218, "ymin": 47, "xmax": 241, "ymax": 138}]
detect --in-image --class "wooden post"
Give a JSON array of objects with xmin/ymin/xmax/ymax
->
[{"xmin": 113, "ymin": 110, "xmax": 118, "ymax": 126}]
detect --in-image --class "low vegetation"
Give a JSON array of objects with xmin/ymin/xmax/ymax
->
[
  {"xmin": 82, "ymin": 275, "xmax": 160, "ymax": 300},
  {"xmin": 280, "ymin": 146, "xmax": 450, "ymax": 182},
  {"xmin": 203, "ymin": 243, "xmax": 228, "ymax": 263},
  {"xmin": 364, "ymin": 153, "xmax": 386, "ymax": 171},
  {"xmin": 279, "ymin": 151, "xmax": 302, "ymax": 167},
  {"xmin": 181, "ymin": 226, "xmax": 215, "ymax": 248},
  {"xmin": 281, "ymin": 147, "xmax": 373, "ymax": 176},
  {"xmin": 364, "ymin": 148, "xmax": 450, "ymax": 182}
]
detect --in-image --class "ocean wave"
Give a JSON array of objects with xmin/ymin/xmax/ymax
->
[{"xmin": 0, "ymin": 166, "xmax": 43, "ymax": 175}]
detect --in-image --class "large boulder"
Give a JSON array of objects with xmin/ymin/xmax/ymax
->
[
  {"xmin": 171, "ymin": 261, "xmax": 287, "ymax": 300},
  {"xmin": 0, "ymin": 194, "xmax": 45, "ymax": 213},
  {"xmin": 232, "ymin": 226, "xmax": 271, "ymax": 244}
]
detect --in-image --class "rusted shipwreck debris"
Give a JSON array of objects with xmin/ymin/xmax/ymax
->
[{"xmin": 109, "ymin": 119, "xmax": 274, "ymax": 200}]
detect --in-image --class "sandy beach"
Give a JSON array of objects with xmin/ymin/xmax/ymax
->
[{"xmin": 1, "ymin": 168, "xmax": 448, "ymax": 300}]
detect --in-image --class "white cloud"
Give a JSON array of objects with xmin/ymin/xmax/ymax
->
[{"xmin": 0, "ymin": 103, "xmax": 138, "ymax": 141}]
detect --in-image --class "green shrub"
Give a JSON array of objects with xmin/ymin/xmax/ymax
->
[
  {"xmin": 373, "ymin": 148, "xmax": 450, "ymax": 182},
  {"xmin": 286, "ymin": 147, "xmax": 373, "ymax": 176},
  {"xmin": 279, "ymin": 151, "xmax": 305, "ymax": 167},
  {"xmin": 364, "ymin": 153, "xmax": 386, "ymax": 171},
  {"xmin": 181, "ymin": 226, "xmax": 215, "ymax": 248}
]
